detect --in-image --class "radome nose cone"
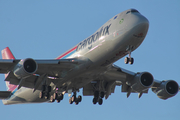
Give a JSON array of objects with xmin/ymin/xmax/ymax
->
[{"xmin": 125, "ymin": 13, "xmax": 149, "ymax": 31}]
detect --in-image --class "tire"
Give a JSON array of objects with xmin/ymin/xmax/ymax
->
[
  {"xmin": 78, "ymin": 95, "xmax": 82, "ymax": 102},
  {"xmin": 39, "ymin": 92, "xmax": 44, "ymax": 99},
  {"xmin": 98, "ymin": 98, "xmax": 103, "ymax": 105},
  {"xmin": 75, "ymin": 101, "xmax": 79, "ymax": 105},
  {"xmin": 59, "ymin": 94, "xmax": 64, "ymax": 100},
  {"xmin": 124, "ymin": 57, "xmax": 129, "ymax": 64},
  {"xmin": 69, "ymin": 97, "xmax": 73, "ymax": 104},
  {"xmin": 129, "ymin": 58, "xmax": 134, "ymax": 65},
  {"xmin": 93, "ymin": 97, "xmax": 98, "ymax": 104},
  {"xmin": 50, "ymin": 96, "xmax": 55, "ymax": 103},
  {"xmin": 57, "ymin": 99, "xmax": 61, "ymax": 103},
  {"xmin": 44, "ymin": 92, "xmax": 50, "ymax": 99},
  {"xmin": 72, "ymin": 95, "xmax": 76, "ymax": 102},
  {"xmin": 53, "ymin": 93, "xmax": 57, "ymax": 100}
]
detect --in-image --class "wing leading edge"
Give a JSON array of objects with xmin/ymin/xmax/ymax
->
[{"xmin": 0, "ymin": 47, "xmax": 89, "ymax": 92}]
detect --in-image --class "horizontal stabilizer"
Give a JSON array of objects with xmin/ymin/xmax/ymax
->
[{"xmin": 0, "ymin": 91, "xmax": 11, "ymax": 99}]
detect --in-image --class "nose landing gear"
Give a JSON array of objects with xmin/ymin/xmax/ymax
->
[
  {"xmin": 124, "ymin": 46, "xmax": 134, "ymax": 65},
  {"xmin": 125, "ymin": 57, "xmax": 134, "ymax": 65}
]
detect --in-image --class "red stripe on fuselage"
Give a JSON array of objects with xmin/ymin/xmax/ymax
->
[{"xmin": 56, "ymin": 46, "xmax": 77, "ymax": 59}]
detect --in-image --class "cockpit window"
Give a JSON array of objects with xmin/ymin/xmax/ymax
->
[
  {"xmin": 131, "ymin": 9, "xmax": 139, "ymax": 13},
  {"xmin": 126, "ymin": 9, "xmax": 140, "ymax": 14},
  {"xmin": 126, "ymin": 11, "xmax": 131, "ymax": 14}
]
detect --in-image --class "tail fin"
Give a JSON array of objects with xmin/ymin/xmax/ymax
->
[
  {"xmin": 1, "ymin": 47, "xmax": 15, "ymax": 59},
  {"xmin": 1, "ymin": 47, "xmax": 17, "ymax": 91}
]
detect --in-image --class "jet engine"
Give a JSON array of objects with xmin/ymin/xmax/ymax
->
[
  {"xmin": 152, "ymin": 80, "xmax": 179, "ymax": 100},
  {"xmin": 13, "ymin": 58, "xmax": 38, "ymax": 79},
  {"xmin": 129, "ymin": 72, "xmax": 154, "ymax": 92}
]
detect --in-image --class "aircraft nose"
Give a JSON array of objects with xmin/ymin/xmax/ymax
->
[{"xmin": 125, "ymin": 13, "xmax": 149, "ymax": 31}]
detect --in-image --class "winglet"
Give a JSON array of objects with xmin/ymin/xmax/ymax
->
[{"xmin": 1, "ymin": 47, "xmax": 15, "ymax": 59}]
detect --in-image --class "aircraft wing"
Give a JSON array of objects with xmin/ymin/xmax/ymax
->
[
  {"xmin": 0, "ymin": 58, "xmax": 88, "ymax": 91},
  {"xmin": 0, "ymin": 58, "xmax": 81, "ymax": 74},
  {"xmin": 96, "ymin": 64, "xmax": 180, "ymax": 100},
  {"xmin": 0, "ymin": 58, "xmax": 179, "ymax": 100}
]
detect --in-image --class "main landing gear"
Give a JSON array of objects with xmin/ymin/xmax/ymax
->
[
  {"xmin": 124, "ymin": 46, "xmax": 134, "ymax": 65},
  {"xmin": 69, "ymin": 92, "xmax": 82, "ymax": 105},
  {"xmin": 39, "ymin": 85, "xmax": 64, "ymax": 103},
  {"xmin": 53, "ymin": 93, "xmax": 64, "ymax": 103},
  {"xmin": 93, "ymin": 91, "xmax": 104, "ymax": 105},
  {"xmin": 39, "ymin": 85, "xmax": 51, "ymax": 100},
  {"xmin": 91, "ymin": 80, "xmax": 105, "ymax": 105}
]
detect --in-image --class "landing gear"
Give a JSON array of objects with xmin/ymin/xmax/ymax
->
[
  {"xmin": 93, "ymin": 97, "xmax": 98, "ymax": 104},
  {"xmin": 39, "ymin": 91, "xmax": 44, "ymax": 99},
  {"xmin": 98, "ymin": 98, "xmax": 103, "ymax": 105},
  {"xmin": 56, "ymin": 93, "xmax": 64, "ymax": 103},
  {"xmin": 69, "ymin": 92, "xmax": 82, "ymax": 105},
  {"xmin": 124, "ymin": 46, "xmax": 134, "ymax": 65},
  {"xmin": 92, "ymin": 91, "xmax": 104, "ymax": 105},
  {"xmin": 50, "ymin": 96, "xmax": 55, "ymax": 103},
  {"xmin": 91, "ymin": 80, "xmax": 106, "ymax": 105},
  {"xmin": 125, "ymin": 57, "xmax": 134, "ymax": 65},
  {"xmin": 39, "ymin": 85, "xmax": 65, "ymax": 103},
  {"xmin": 39, "ymin": 85, "xmax": 51, "ymax": 99}
]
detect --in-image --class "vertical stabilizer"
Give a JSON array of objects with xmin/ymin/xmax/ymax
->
[
  {"xmin": 1, "ymin": 47, "xmax": 17, "ymax": 91},
  {"xmin": 1, "ymin": 47, "xmax": 15, "ymax": 60}
]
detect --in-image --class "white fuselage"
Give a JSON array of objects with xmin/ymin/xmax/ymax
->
[{"xmin": 3, "ymin": 9, "xmax": 149, "ymax": 105}]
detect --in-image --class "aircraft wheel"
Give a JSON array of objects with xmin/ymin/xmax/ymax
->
[
  {"xmin": 98, "ymin": 98, "xmax": 103, "ymax": 105},
  {"xmin": 39, "ymin": 92, "xmax": 44, "ymax": 99},
  {"xmin": 75, "ymin": 101, "xmax": 79, "ymax": 105},
  {"xmin": 77, "ymin": 95, "xmax": 82, "ymax": 102},
  {"xmin": 44, "ymin": 93, "xmax": 50, "ymax": 99},
  {"xmin": 71, "ymin": 95, "xmax": 76, "ymax": 102},
  {"xmin": 129, "ymin": 58, "xmax": 134, "ymax": 65},
  {"xmin": 69, "ymin": 97, "xmax": 73, "ymax": 104},
  {"xmin": 57, "ymin": 99, "xmax": 61, "ymax": 103},
  {"xmin": 56, "ymin": 93, "xmax": 63, "ymax": 103},
  {"xmin": 93, "ymin": 97, "xmax": 98, "ymax": 104},
  {"xmin": 50, "ymin": 96, "xmax": 55, "ymax": 102},
  {"xmin": 124, "ymin": 57, "xmax": 129, "ymax": 64},
  {"xmin": 59, "ymin": 93, "xmax": 64, "ymax": 100}
]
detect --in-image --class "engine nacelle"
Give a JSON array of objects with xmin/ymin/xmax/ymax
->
[
  {"xmin": 152, "ymin": 80, "xmax": 179, "ymax": 100},
  {"xmin": 130, "ymin": 72, "xmax": 154, "ymax": 92},
  {"xmin": 13, "ymin": 58, "xmax": 38, "ymax": 79}
]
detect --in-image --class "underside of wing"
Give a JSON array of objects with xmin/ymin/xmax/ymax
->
[
  {"xmin": 1, "ymin": 57, "xmax": 88, "ymax": 91},
  {"xmin": 98, "ymin": 64, "xmax": 179, "ymax": 99}
]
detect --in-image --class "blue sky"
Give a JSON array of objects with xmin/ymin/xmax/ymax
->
[{"xmin": 0, "ymin": 0, "xmax": 180, "ymax": 120}]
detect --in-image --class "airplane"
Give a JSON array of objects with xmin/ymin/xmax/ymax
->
[{"xmin": 0, "ymin": 8, "xmax": 179, "ymax": 105}]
